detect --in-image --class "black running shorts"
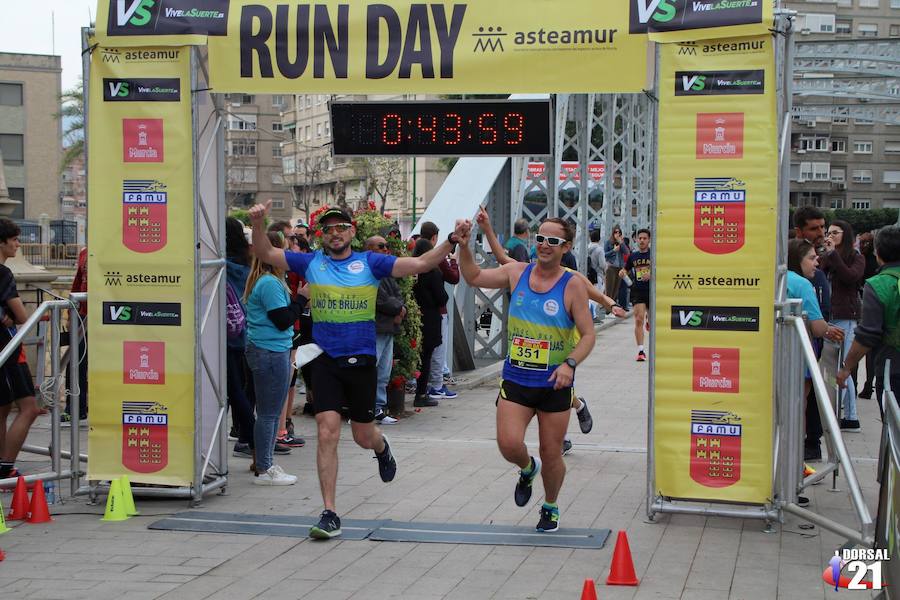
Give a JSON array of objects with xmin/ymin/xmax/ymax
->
[
  {"xmin": 497, "ymin": 379, "xmax": 574, "ymax": 413},
  {"xmin": 0, "ymin": 360, "xmax": 35, "ymax": 407},
  {"xmin": 309, "ymin": 352, "xmax": 377, "ymax": 423},
  {"xmin": 630, "ymin": 288, "xmax": 650, "ymax": 307}
]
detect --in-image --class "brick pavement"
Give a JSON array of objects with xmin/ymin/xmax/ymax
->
[{"xmin": 0, "ymin": 317, "xmax": 884, "ymax": 599}]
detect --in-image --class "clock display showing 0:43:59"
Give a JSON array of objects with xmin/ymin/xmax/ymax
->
[{"xmin": 330, "ymin": 100, "xmax": 552, "ymax": 157}]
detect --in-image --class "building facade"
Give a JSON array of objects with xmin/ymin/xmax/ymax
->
[
  {"xmin": 281, "ymin": 94, "xmax": 448, "ymax": 228},
  {"xmin": 224, "ymin": 93, "xmax": 293, "ymax": 221},
  {"xmin": 0, "ymin": 53, "xmax": 62, "ymax": 220},
  {"xmin": 787, "ymin": 0, "xmax": 900, "ymax": 210}
]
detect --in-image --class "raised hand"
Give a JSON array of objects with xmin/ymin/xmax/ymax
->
[
  {"xmin": 454, "ymin": 219, "xmax": 472, "ymax": 245},
  {"xmin": 248, "ymin": 199, "xmax": 272, "ymax": 225},
  {"xmin": 476, "ymin": 207, "xmax": 493, "ymax": 232}
]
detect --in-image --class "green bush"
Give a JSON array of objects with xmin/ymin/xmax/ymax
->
[{"xmin": 349, "ymin": 202, "xmax": 423, "ymax": 386}]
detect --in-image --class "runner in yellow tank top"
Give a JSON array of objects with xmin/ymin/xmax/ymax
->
[
  {"xmin": 476, "ymin": 208, "xmax": 626, "ymax": 453},
  {"xmin": 459, "ymin": 214, "xmax": 596, "ymax": 532}
]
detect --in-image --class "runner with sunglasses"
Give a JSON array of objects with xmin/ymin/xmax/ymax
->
[
  {"xmin": 474, "ymin": 207, "xmax": 626, "ymax": 454},
  {"xmin": 458, "ymin": 216, "xmax": 596, "ymax": 532},
  {"xmin": 249, "ymin": 200, "xmax": 471, "ymax": 539}
]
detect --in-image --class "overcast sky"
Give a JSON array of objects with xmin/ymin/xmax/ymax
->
[{"xmin": 1, "ymin": 1, "xmax": 96, "ymax": 92}]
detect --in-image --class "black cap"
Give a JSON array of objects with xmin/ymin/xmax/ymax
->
[{"xmin": 318, "ymin": 207, "xmax": 353, "ymax": 225}]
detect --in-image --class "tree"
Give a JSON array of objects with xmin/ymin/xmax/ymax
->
[
  {"xmin": 365, "ymin": 157, "xmax": 408, "ymax": 215},
  {"xmin": 58, "ymin": 78, "xmax": 84, "ymax": 172},
  {"xmin": 291, "ymin": 154, "xmax": 329, "ymax": 220}
]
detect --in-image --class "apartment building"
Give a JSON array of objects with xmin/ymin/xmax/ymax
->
[
  {"xmin": 0, "ymin": 53, "xmax": 62, "ymax": 219},
  {"xmin": 281, "ymin": 94, "xmax": 447, "ymax": 227},
  {"xmin": 787, "ymin": 0, "xmax": 900, "ymax": 210},
  {"xmin": 224, "ymin": 93, "xmax": 293, "ymax": 221}
]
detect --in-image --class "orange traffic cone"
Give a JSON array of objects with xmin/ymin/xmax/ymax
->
[
  {"xmin": 7, "ymin": 476, "xmax": 29, "ymax": 521},
  {"xmin": 26, "ymin": 480, "xmax": 52, "ymax": 524},
  {"xmin": 606, "ymin": 530, "xmax": 639, "ymax": 586},
  {"xmin": 580, "ymin": 578, "xmax": 598, "ymax": 600}
]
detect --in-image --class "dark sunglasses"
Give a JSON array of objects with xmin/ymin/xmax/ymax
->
[
  {"xmin": 374, "ymin": 243, "xmax": 387, "ymax": 249},
  {"xmin": 535, "ymin": 234, "xmax": 566, "ymax": 247}
]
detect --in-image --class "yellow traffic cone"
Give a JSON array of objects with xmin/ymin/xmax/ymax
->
[
  {"xmin": 0, "ymin": 497, "xmax": 10, "ymax": 534},
  {"xmin": 120, "ymin": 475, "xmax": 139, "ymax": 516},
  {"xmin": 101, "ymin": 479, "xmax": 129, "ymax": 522}
]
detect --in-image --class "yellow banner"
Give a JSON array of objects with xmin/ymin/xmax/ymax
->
[
  {"xmin": 653, "ymin": 34, "xmax": 776, "ymax": 504},
  {"xmin": 87, "ymin": 42, "xmax": 196, "ymax": 486},
  {"xmin": 206, "ymin": 0, "xmax": 649, "ymax": 93},
  {"xmin": 643, "ymin": 0, "xmax": 773, "ymax": 43}
]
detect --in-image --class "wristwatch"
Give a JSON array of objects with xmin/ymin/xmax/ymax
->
[{"xmin": 564, "ymin": 358, "xmax": 577, "ymax": 370}]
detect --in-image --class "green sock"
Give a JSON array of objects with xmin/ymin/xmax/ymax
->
[
  {"xmin": 543, "ymin": 501, "xmax": 559, "ymax": 511},
  {"xmin": 521, "ymin": 457, "xmax": 536, "ymax": 477}
]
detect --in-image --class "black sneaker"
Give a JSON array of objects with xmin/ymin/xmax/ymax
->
[
  {"xmin": 375, "ymin": 436, "xmax": 397, "ymax": 482},
  {"xmin": 840, "ymin": 419, "xmax": 861, "ymax": 433},
  {"xmin": 576, "ymin": 397, "xmax": 593, "ymax": 434},
  {"xmin": 413, "ymin": 395, "xmax": 439, "ymax": 407},
  {"xmin": 536, "ymin": 504, "xmax": 560, "ymax": 532},
  {"xmin": 797, "ymin": 495, "xmax": 810, "ymax": 508},
  {"xmin": 309, "ymin": 510, "xmax": 342, "ymax": 539},
  {"xmin": 562, "ymin": 439, "xmax": 573, "ymax": 456},
  {"xmin": 277, "ymin": 434, "xmax": 306, "ymax": 448},
  {"xmin": 273, "ymin": 443, "xmax": 292, "ymax": 455},
  {"xmin": 514, "ymin": 456, "xmax": 541, "ymax": 507},
  {"xmin": 233, "ymin": 443, "xmax": 253, "ymax": 458},
  {"xmin": 804, "ymin": 443, "xmax": 822, "ymax": 462}
]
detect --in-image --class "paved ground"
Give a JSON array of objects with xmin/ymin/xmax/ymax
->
[{"xmin": 0, "ymin": 317, "xmax": 885, "ymax": 599}]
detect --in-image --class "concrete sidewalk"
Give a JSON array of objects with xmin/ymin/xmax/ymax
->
[{"xmin": 0, "ymin": 317, "xmax": 883, "ymax": 599}]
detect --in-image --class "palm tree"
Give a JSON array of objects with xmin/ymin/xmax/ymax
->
[{"xmin": 59, "ymin": 78, "xmax": 84, "ymax": 171}]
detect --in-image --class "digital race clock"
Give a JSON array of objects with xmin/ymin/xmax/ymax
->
[{"xmin": 329, "ymin": 100, "xmax": 551, "ymax": 157}]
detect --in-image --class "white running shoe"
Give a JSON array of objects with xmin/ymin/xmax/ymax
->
[{"xmin": 253, "ymin": 464, "xmax": 297, "ymax": 486}]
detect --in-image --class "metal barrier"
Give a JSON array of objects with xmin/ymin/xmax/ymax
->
[
  {"xmin": 0, "ymin": 295, "xmax": 84, "ymax": 497},
  {"xmin": 776, "ymin": 300, "xmax": 874, "ymax": 546},
  {"xmin": 876, "ymin": 361, "xmax": 900, "ymax": 595}
]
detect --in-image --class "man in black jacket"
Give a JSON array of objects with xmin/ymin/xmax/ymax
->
[
  {"xmin": 368, "ymin": 236, "xmax": 405, "ymax": 424},
  {"xmin": 794, "ymin": 206, "xmax": 832, "ymax": 462}
]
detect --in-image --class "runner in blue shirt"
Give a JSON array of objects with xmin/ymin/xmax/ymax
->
[{"xmin": 249, "ymin": 200, "xmax": 471, "ymax": 539}]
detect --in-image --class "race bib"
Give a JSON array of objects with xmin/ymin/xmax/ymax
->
[{"xmin": 510, "ymin": 336, "xmax": 550, "ymax": 370}]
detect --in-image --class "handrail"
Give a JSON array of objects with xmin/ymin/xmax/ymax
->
[
  {"xmin": 786, "ymin": 314, "xmax": 874, "ymax": 544},
  {"xmin": 0, "ymin": 299, "xmax": 77, "ymax": 369},
  {"xmin": 883, "ymin": 361, "xmax": 900, "ymax": 476}
]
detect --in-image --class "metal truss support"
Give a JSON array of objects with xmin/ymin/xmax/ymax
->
[
  {"xmin": 794, "ymin": 39, "xmax": 900, "ymax": 78},
  {"xmin": 793, "ymin": 77, "xmax": 900, "ymax": 102},
  {"xmin": 791, "ymin": 103, "xmax": 900, "ymax": 126},
  {"xmin": 470, "ymin": 94, "xmax": 654, "ymax": 362}
]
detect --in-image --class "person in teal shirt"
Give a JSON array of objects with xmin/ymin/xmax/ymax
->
[{"xmin": 244, "ymin": 232, "xmax": 309, "ymax": 486}]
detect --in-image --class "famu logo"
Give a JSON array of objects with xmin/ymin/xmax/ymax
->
[
  {"xmin": 630, "ymin": 0, "xmax": 762, "ymax": 33},
  {"xmin": 675, "ymin": 70, "xmax": 764, "ymax": 96},
  {"xmin": 107, "ymin": 0, "xmax": 227, "ymax": 37},
  {"xmin": 103, "ymin": 78, "xmax": 181, "ymax": 102}
]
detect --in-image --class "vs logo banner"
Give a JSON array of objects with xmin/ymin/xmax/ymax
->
[
  {"xmin": 629, "ymin": 0, "xmax": 764, "ymax": 35},
  {"xmin": 103, "ymin": 78, "xmax": 181, "ymax": 102},
  {"xmin": 106, "ymin": 0, "xmax": 228, "ymax": 37}
]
